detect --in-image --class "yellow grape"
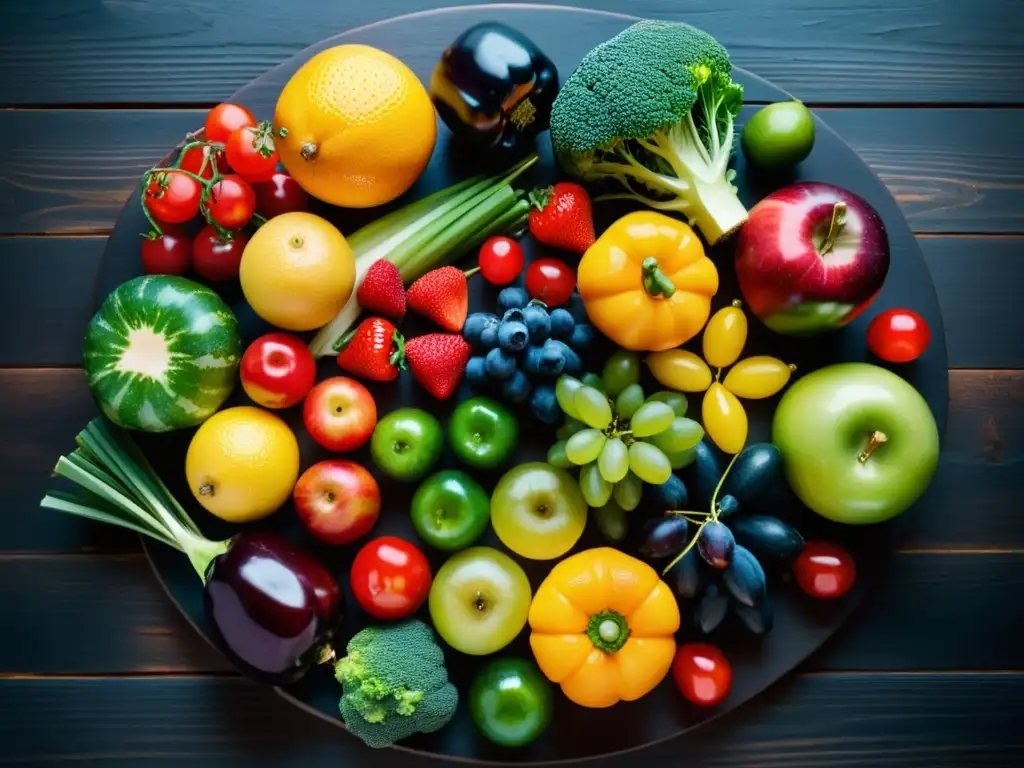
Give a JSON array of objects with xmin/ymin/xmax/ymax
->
[
  {"xmin": 723, "ymin": 356, "xmax": 795, "ymax": 399},
  {"xmin": 644, "ymin": 350, "xmax": 712, "ymax": 393},
  {"xmin": 702, "ymin": 382, "xmax": 748, "ymax": 454},
  {"xmin": 703, "ymin": 301, "xmax": 748, "ymax": 368}
]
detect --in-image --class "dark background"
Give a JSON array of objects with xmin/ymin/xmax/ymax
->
[{"xmin": 1, "ymin": 0, "xmax": 1022, "ymax": 765}]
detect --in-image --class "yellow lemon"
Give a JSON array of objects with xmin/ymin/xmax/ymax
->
[
  {"xmin": 240, "ymin": 211, "xmax": 355, "ymax": 331},
  {"xmin": 185, "ymin": 406, "xmax": 300, "ymax": 523},
  {"xmin": 274, "ymin": 44, "xmax": 437, "ymax": 208}
]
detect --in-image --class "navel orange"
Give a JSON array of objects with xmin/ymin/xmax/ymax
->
[{"xmin": 274, "ymin": 44, "xmax": 437, "ymax": 208}]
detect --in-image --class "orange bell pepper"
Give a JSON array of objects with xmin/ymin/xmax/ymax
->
[
  {"xmin": 528, "ymin": 547, "xmax": 680, "ymax": 708},
  {"xmin": 577, "ymin": 211, "xmax": 719, "ymax": 351}
]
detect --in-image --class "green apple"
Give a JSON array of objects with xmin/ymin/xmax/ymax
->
[
  {"xmin": 771, "ymin": 362, "xmax": 939, "ymax": 524},
  {"xmin": 448, "ymin": 397, "xmax": 518, "ymax": 470},
  {"xmin": 428, "ymin": 547, "xmax": 531, "ymax": 656},
  {"xmin": 469, "ymin": 657, "xmax": 552, "ymax": 747},
  {"xmin": 370, "ymin": 408, "xmax": 443, "ymax": 482},
  {"xmin": 491, "ymin": 462, "xmax": 587, "ymax": 560},
  {"xmin": 410, "ymin": 470, "xmax": 490, "ymax": 551}
]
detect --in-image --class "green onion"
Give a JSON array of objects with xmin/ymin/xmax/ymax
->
[{"xmin": 309, "ymin": 153, "xmax": 539, "ymax": 357}]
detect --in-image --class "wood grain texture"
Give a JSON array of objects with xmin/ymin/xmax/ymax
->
[
  {"xmin": 0, "ymin": 673, "xmax": 1021, "ymax": 766},
  {"xmin": 3, "ymin": 369, "xmax": 1021, "ymax": 553},
  {"xmin": 3, "ymin": 108, "xmax": 1023, "ymax": 235},
  {"xmin": 0, "ymin": 0, "xmax": 1021, "ymax": 105}
]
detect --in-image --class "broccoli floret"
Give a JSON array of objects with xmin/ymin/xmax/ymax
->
[
  {"xmin": 334, "ymin": 619, "xmax": 458, "ymax": 749},
  {"xmin": 550, "ymin": 20, "xmax": 748, "ymax": 244}
]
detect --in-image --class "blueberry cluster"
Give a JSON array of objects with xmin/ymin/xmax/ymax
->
[{"xmin": 462, "ymin": 286, "xmax": 594, "ymax": 424}]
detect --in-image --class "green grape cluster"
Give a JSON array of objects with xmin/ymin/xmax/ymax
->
[{"xmin": 545, "ymin": 351, "xmax": 705, "ymax": 511}]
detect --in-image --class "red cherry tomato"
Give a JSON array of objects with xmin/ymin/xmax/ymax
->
[
  {"xmin": 225, "ymin": 125, "xmax": 280, "ymax": 184},
  {"xmin": 141, "ymin": 228, "xmax": 192, "ymax": 275},
  {"xmin": 866, "ymin": 308, "xmax": 931, "ymax": 363},
  {"xmin": 144, "ymin": 170, "xmax": 202, "ymax": 224},
  {"xmin": 525, "ymin": 258, "xmax": 576, "ymax": 306},
  {"xmin": 205, "ymin": 103, "xmax": 257, "ymax": 144},
  {"xmin": 240, "ymin": 332, "xmax": 317, "ymax": 409},
  {"xmin": 180, "ymin": 144, "xmax": 228, "ymax": 180},
  {"xmin": 206, "ymin": 174, "xmax": 257, "ymax": 230},
  {"xmin": 253, "ymin": 172, "xmax": 310, "ymax": 219},
  {"xmin": 478, "ymin": 236, "xmax": 525, "ymax": 285},
  {"xmin": 192, "ymin": 225, "xmax": 249, "ymax": 281},
  {"xmin": 672, "ymin": 642, "xmax": 732, "ymax": 707},
  {"xmin": 350, "ymin": 536, "xmax": 432, "ymax": 620},
  {"xmin": 794, "ymin": 541, "xmax": 857, "ymax": 599}
]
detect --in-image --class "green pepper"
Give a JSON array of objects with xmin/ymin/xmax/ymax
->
[{"xmin": 430, "ymin": 22, "xmax": 559, "ymax": 153}]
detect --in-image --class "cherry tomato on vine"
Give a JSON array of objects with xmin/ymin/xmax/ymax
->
[
  {"xmin": 350, "ymin": 536, "xmax": 432, "ymax": 620},
  {"xmin": 478, "ymin": 236, "xmax": 525, "ymax": 285},
  {"xmin": 866, "ymin": 308, "xmax": 931, "ymax": 363},
  {"xmin": 192, "ymin": 225, "xmax": 249, "ymax": 281},
  {"xmin": 793, "ymin": 541, "xmax": 857, "ymax": 599},
  {"xmin": 144, "ymin": 170, "xmax": 202, "ymax": 224},
  {"xmin": 206, "ymin": 174, "xmax": 257, "ymax": 230},
  {"xmin": 672, "ymin": 642, "xmax": 732, "ymax": 707},
  {"xmin": 225, "ymin": 124, "xmax": 280, "ymax": 183},
  {"xmin": 180, "ymin": 144, "xmax": 228, "ymax": 180},
  {"xmin": 141, "ymin": 228, "xmax": 192, "ymax": 275},
  {"xmin": 525, "ymin": 258, "xmax": 576, "ymax": 306},
  {"xmin": 253, "ymin": 172, "xmax": 309, "ymax": 218},
  {"xmin": 205, "ymin": 103, "xmax": 257, "ymax": 144}
]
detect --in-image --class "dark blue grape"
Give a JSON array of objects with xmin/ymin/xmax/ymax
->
[
  {"xmin": 498, "ymin": 320, "xmax": 529, "ymax": 352},
  {"xmin": 502, "ymin": 370, "xmax": 532, "ymax": 403},
  {"xmin": 463, "ymin": 312, "xmax": 500, "ymax": 347},
  {"xmin": 638, "ymin": 516, "xmax": 689, "ymax": 559},
  {"xmin": 530, "ymin": 384, "xmax": 562, "ymax": 425},
  {"xmin": 733, "ymin": 597, "xmax": 774, "ymax": 635},
  {"xmin": 498, "ymin": 286, "xmax": 529, "ymax": 312},
  {"xmin": 464, "ymin": 356, "xmax": 489, "ymax": 390},
  {"xmin": 695, "ymin": 583, "xmax": 729, "ymax": 634},
  {"xmin": 484, "ymin": 347, "xmax": 517, "ymax": 380},
  {"xmin": 722, "ymin": 443, "xmax": 783, "ymax": 503},
  {"xmin": 680, "ymin": 440, "xmax": 721, "ymax": 509},
  {"xmin": 522, "ymin": 304, "xmax": 551, "ymax": 343},
  {"xmin": 716, "ymin": 494, "xmax": 740, "ymax": 518},
  {"xmin": 501, "ymin": 307, "xmax": 526, "ymax": 324},
  {"xmin": 698, "ymin": 521, "xmax": 735, "ymax": 569},
  {"xmin": 722, "ymin": 545, "xmax": 766, "ymax": 608},
  {"xmin": 568, "ymin": 323, "xmax": 595, "ymax": 351},
  {"xmin": 728, "ymin": 515, "xmax": 805, "ymax": 566},
  {"xmin": 668, "ymin": 548, "xmax": 704, "ymax": 600},
  {"xmin": 548, "ymin": 308, "xmax": 575, "ymax": 339},
  {"xmin": 650, "ymin": 474, "xmax": 688, "ymax": 510},
  {"xmin": 521, "ymin": 345, "xmax": 545, "ymax": 375}
]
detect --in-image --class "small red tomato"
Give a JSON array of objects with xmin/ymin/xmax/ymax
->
[
  {"xmin": 205, "ymin": 103, "xmax": 257, "ymax": 144},
  {"xmin": 794, "ymin": 541, "xmax": 857, "ymax": 599},
  {"xmin": 866, "ymin": 308, "xmax": 931, "ymax": 363},
  {"xmin": 206, "ymin": 174, "xmax": 257, "ymax": 230},
  {"xmin": 525, "ymin": 258, "xmax": 576, "ymax": 306},
  {"xmin": 350, "ymin": 536, "xmax": 431, "ymax": 620},
  {"xmin": 672, "ymin": 642, "xmax": 732, "ymax": 707},
  {"xmin": 478, "ymin": 236, "xmax": 525, "ymax": 285},
  {"xmin": 253, "ymin": 172, "xmax": 310, "ymax": 219},
  {"xmin": 141, "ymin": 228, "xmax": 192, "ymax": 275},
  {"xmin": 192, "ymin": 225, "xmax": 249, "ymax": 281},
  {"xmin": 225, "ymin": 124, "xmax": 280, "ymax": 184},
  {"xmin": 180, "ymin": 144, "xmax": 228, "ymax": 180},
  {"xmin": 144, "ymin": 170, "xmax": 202, "ymax": 224},
  {"xmin": 240, "ymin": 332, "xmax": 317, "ymax": 409}
]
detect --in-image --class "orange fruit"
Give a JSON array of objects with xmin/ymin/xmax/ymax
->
[
  {"xmin": 239, "ymin": 211, "xmax": 355, "ymax": 331},
  {"xmin": 274, "ymin": 44, "xmax": 437, "ymax": 208}
]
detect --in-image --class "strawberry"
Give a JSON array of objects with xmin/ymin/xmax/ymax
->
[
  {"xmin": 403, "ymin": 333, "xmax": 472, "ymax": 400},
  {"xmin": 336, "ymin": 317, "xmax": 405, "ymax": 382},
  {"xmin": 357, "ymin": 259, "xmax": 406, "ymax": 321},
  {"xmin": 407, "ymin": 266, "xmax": 469, "ymax": 332},
  {"xmin": 528, "ymin": 182, "xmax": 596, "ymax": 255}
]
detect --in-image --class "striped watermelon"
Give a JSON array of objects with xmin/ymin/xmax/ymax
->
[{"xmin": 83, "ymin": 275, "xmax": 242, "ymax": 432}]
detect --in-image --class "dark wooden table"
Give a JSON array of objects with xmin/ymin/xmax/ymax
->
[{"xmin": 2, "ymin": 1, "xmax": 1022, "ymax": 765}]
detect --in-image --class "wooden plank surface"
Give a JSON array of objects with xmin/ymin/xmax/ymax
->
[
  {"xmin": 3, "ymin": 108, "xmax": 1023, "ymax": 235},
  {"xmin": 1, "ymin": 673, "xmax": 1021, "ymax": 767},
  {"xmin": 1, "ymin": 0, "xmax": 1021, "ymax": 105}
]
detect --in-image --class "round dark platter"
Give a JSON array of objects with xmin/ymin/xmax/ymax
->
[{"xmin": 91, "ymin": 5, "xmax": 949, "ymax": 765}]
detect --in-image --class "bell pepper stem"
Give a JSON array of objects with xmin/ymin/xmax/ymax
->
[
  {"xmin": 641, "ymin": 257, "xmax": 676, "ymax": 298},
  {"xmin": 586, "ymin": 610, "xmax": 630, "ymax": 653}
]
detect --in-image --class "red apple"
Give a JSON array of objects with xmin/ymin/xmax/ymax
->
[
  {"xmin": 734, "ymin": 182, "xmax": 890, "ymax": 335},
  {"xmin": 294, "ymin": 459, "xmax": 380, "ymax": 545},
  {"xmin": 303, "ymin": 376, "xmax": 377, "ymax": 452},
  {"xmin": 240, "ymin": 333, "xmax": 317, "ymax": 409}
]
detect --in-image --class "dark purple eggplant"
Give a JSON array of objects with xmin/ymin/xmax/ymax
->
[
  {"xmin": 639, "ymin": 516, "xmax": 690, "ymax": 559},
  {"xmin": 694, "ymin": 583, "xmax": 729, "ymax": 634},
  {"xmin": 698, "ymin": 520, "xmax": 735, "ymax": 569},
  {"xmin": 668, "ymin": 547, "xmax": 704, "ymax": 600},
  {"xmin": 728, "ymin": 515, "xmax": 805, "ymax": 566},
  {"xmin": 721, "ymin": 443, "xmax": 782, "ymax": 503},
  {"xmin": 722, "ymin": 545, "xmax": 767, "ymax": 607}
]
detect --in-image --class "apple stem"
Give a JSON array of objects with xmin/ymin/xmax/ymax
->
[
  {"xmin": 641, "ymin": 257, "xmax": 677, "ymax": 298},
  {"xmin": 819, "ymin": 202, "xmax": 847, "ymax": 256},
  {"xmin": 859, "ymin": 430, "xmax": 888, "ymax": 463}
]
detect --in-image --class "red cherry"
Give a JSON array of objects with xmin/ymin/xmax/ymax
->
[
  {"xmin": 525, "ymin": 258, "xmax": 576, "ymax": 306},
  {"xmin": 793, "ymin": 541, "xmax": 857, "ymax": 599}
]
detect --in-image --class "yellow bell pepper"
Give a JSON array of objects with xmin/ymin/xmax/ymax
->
[
  {"xmin": 528, "ymin": 547, "xmax": 680, "ymax": 708},
  {"xmin": 577, "ymin": 211, "xmax": 719, "ymax": 352}
]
